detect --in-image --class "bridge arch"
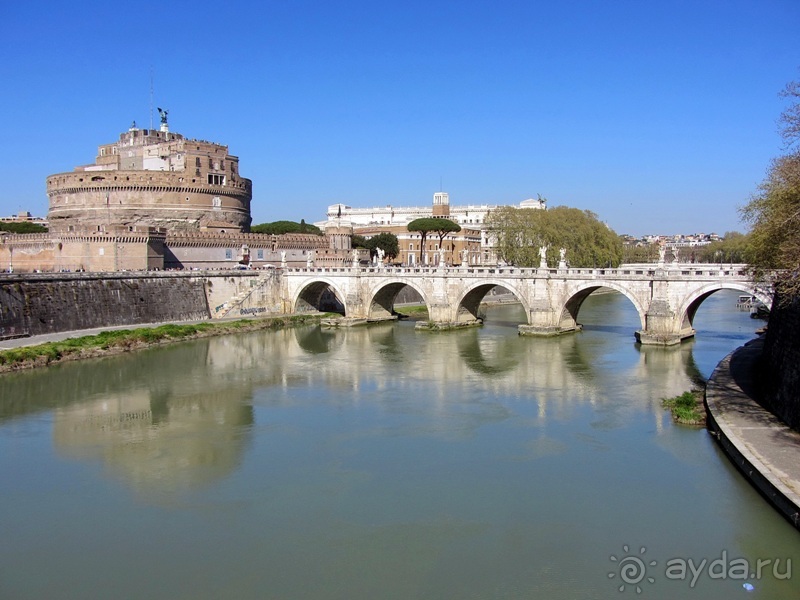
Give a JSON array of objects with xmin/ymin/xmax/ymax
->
[
  {"xmin": 292, "ymin": 278, "xmax": 347, "ymax": 315},
  {"xmin": 676, "ymin": 282, "xmax": 772, "ymax": 332},
  {"xmin": 365, "ymin": 279, "xmax": 431, "ymax": 321},
  {"xmin": 559, "ymin": 282, "xmax": 647, "ymax": 332},
  {"xmin": 455, "ymin": 281, "xmax": 530, "ymax": 324}
]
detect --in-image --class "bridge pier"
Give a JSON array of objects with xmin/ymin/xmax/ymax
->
[
  {"xmin": 635, "ymin": 329, "xmax": 695, "ymax": 346},
  {"xmin": 636, "ymin": 301, "xmax": 696, "ymax": 346},
  {"xmin": 415, "ymin": 319, "xmax": 482, "ymax": 331},
  {"xmin": 518, "ymin": 323, "xmax": 582, "ymax": 337}
]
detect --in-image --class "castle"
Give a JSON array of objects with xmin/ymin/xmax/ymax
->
[
  {"xmin": 1, "ymin": 115, "xmax": 351, "ymax": 272},
  {"xmin": 47, "ymin": 112, "xmax": 252, "ymax": 233}
]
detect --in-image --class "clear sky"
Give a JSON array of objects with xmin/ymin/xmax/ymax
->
[{"xmin": 2, "ymin": 0, "xmax": 798, "ymax": 236}]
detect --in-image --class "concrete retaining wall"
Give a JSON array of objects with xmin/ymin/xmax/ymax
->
[
  {"xmin": 761, "ymin": 293, "xmax": 800, "ymax": 431},
  {"xmin": 0, "ymin": 271, "xmax": 281, "ymax": 339}
]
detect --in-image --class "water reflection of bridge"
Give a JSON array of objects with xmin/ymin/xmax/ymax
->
[
  {"xmin": 0, "ymin": 308, "xmax": 714, "ymax": 497},
  {"xmin": 282, "ymin": 263, "xmax": 769, "ymax": 345}
]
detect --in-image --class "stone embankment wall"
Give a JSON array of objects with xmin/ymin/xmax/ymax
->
[
  {"xmin": 760, "ymin": 293, "xmax": 800, "ymax": 431},
  {"xmin": 0, "ymin": 272, "xmax": 283, "ymax": 339}
]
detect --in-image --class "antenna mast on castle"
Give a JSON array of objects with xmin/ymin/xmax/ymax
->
[{"xmin": 149, "ymin": 67, "xmax": 154, "ymax": 130}]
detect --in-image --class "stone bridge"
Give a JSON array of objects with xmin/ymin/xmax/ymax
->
[{"xmin": 280, "ymin": 263, "xmax": 771, "ymax": 345}]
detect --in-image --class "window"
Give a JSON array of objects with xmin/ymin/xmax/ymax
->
[
  {"xmin": 225, "ymin": 249, "xmax": 233, "ymax": 260},
  {"xmin": 257, "ymin": 249, "xmax": 264, "ymax": 259},
  {"xmin": 195, "ymin": 157, "xmax": 201, "ymax": 167},
  {"xmin": 208, "ymin": 174, "xmax": 226, "ymax": 186}
]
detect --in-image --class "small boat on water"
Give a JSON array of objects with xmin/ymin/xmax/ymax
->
[
  {"xmin": 736, "ymin": 294, "xmax": 757, "ymax": 309},
  {"xmin": 736, "ymin": 295, "xmax": 769, "ymax": 319}
]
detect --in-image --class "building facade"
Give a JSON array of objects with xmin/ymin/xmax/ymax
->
[
  {"xmin": 355, "ymin": 225, "xmax": 482, "ymax": 267},
  {"xmin": 320, "ymin": 193, "xmax": 546, "ymax": 264}
]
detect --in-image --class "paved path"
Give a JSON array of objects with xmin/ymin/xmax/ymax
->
[{"xmin": 705, "ymin": 336, "xmax": 800, "ymax": 530}]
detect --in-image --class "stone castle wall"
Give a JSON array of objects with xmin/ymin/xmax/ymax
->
[
  {"xmin": 0, "ymin": 229, "xmax": 165, "ymax": 273},
  {"xmin": 760, "ymin": 293, "xmax": 800, "ymax": 431},
  {"xmin": 165, "ymin": 231, "xmax": 347, "ymax": 270},
  {"xmin": 47, "ymin": 170, "xmax": 252, "ymax": 233}
]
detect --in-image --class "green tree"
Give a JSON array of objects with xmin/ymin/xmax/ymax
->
[
  {"xmin": 350, "ymin": 234, "xmax": 369, "ymax": 249},
  {"xmin": 0, "ymin": 222, "xmax": 48, "ymax": 233},
  {"xmin": 741, "ymin": 78, "xmax": 800, "ymax": 300},
  {"xmin": 365, "ymin": 232, "xmax": 400, "ymax": 261},
  {"xmin": 486, "ymin": 206, "xmax": 622, "ymax": 268},
  {"xmin": 251, "ymin": 220, "xmax": 322, "ymax": 235},
  {"xmin": 407, "ymin": 218, "xmax": 461, "ymax": 264},
  {"xmin": 695, "ymin": 232, "xmax": 750, "ymax": 263},
  {"xmin": 622, "ymin": 240, "xmax": 659, "ymax": 263}
]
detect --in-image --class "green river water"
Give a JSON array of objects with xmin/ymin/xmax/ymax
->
[{"xmin": 0, "ymin": 290, "xmax": 797, "ymax": 599}]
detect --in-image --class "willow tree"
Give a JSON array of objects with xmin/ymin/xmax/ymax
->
[{"xmin": 486, "ymin": 206, "xmax": 622, "ymax": 268}]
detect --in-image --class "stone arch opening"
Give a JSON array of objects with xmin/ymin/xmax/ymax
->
[
  {"xmin": 294, "ymin": 280, "xmax": 346, "ymax": 315},
  {"xmin": 559, "ymin": 284, "xmax": 647, "ymax": 332},
  {"xmin": 456, "ymin": 283, "xmax": 527, "ymax": 324},
  {"xmin": 677, "ymin": 283, "xmax": 771, "ymax": 332},
  {"xmin": 367, "ymin": 281, "xmax": 429, "ymax": 321}
]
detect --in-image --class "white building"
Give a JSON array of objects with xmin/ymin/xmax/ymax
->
[{"xmin": 318, "ymin": 194, "xmax": 546, "ymax": 264}]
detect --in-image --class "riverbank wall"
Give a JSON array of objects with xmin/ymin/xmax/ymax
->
[
  {"xmin": 705, "ymin": 337, "xmax": 800, "ymax": 530},
  {"xmin": 0, "ymin": 271, "xmax": 283, "ymax": 339},
  {"xmin": 759, "ymin": 294, "xmax": 800, "ymax": 431}
]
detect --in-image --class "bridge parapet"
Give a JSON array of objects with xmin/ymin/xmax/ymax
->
[{"xmin": 284, "ymin": 263, "xmax": 751, "ymax": 280}]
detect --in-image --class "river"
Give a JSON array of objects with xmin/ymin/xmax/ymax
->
[{"xmin": 0, "ymin": 290, "xmax": 797, "ymax": 599}]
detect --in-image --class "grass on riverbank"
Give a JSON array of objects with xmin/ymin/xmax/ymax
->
[
  {"xmin": 0, "ymin": 315, "xmax": 326, "ymax": 373},
  {"xmin": 394, "ymin": 304, "xmax": 429, "ymax": 318},
  {"xmin": 662, "ymin": 390, "xmax": 707, "ymax": 426}
]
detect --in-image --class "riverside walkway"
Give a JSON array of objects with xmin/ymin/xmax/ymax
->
[{"xmin": 706, "ymin": 337, "xmax": 800, "ymax": 530}]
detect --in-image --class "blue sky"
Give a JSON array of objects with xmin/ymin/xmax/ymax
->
[{"xmin": 2, "ymin": 0, "xmax": 798, "ymax": 236}]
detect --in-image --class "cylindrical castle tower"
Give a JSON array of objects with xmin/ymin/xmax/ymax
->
[{"xmin": 47, "ymin": 121, "xmax": 252, "ymax": 233}]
